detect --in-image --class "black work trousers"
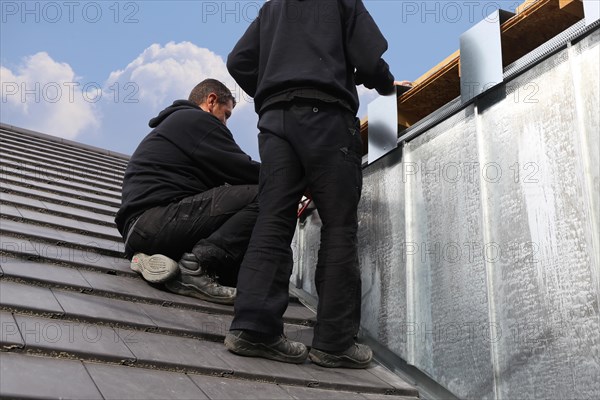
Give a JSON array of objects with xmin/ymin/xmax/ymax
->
[
  {"xmin": 125, "ymin": 185, "xmax": 258, "ymax": 286},
  {"xmin": 231, "ymin": 101, "xmax": 363, "ymax": 352}
]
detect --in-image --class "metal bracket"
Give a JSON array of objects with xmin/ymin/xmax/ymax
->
[
  {"xmin": 367, "ymin": 91, "xmax": 398, "ymax": 164},
  {"xmin": 460, "ymin": 9, "xmax": 514, "ymax": 104}
]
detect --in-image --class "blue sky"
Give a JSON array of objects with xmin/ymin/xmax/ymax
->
[{"xmin": 1, "ymin": 0, "xmax": 521, "ymax": 160}]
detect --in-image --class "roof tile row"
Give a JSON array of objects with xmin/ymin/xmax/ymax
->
[{"xmin": 0, "ymin": 124, "xmax": 419, "ymax": 399}]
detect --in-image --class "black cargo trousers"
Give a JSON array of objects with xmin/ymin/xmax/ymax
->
[
  {"xmin": 125, "ymin": 184, "xmax": 259, "ymax": 286},
  {"xmin": 231, "ymin": 100, "xmax": 363, "ymax": 352}
]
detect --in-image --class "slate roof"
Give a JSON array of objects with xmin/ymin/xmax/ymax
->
[{"xmin": 0, "ymin": 123, "xmax": 419, "ymax": 400}]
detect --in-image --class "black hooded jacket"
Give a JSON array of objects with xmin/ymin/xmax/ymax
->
[
  {"xmin": 227, "ymin": 0, "xmax": 395, "ymax": 114},
  {"xmin": 114, "ymin": 100, "xmax": 260, "ymax": 235}
]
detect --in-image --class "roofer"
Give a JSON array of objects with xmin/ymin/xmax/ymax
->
[
  {"xmin": 115, "ymin": 79, "xmax": 260, "ymax": 305},
  {"xmin": 224, "ymin": 0, "xmax": 409, "ymax": 367}
]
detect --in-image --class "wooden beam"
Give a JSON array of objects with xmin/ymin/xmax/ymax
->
[
  {"xmin": 501, "ymin": 0, "xmax": 583, "ymax": 66},
  {"xmin": 398, "ymin": 52, "xmax": 460, "ymax": 125},
  {"xmin": 361, "ymin": 51, "xmax": 460, "ymax": 148},
  {"xmin": 559, "ymin": 0, "xmax": 585, "ymax": 18},
  {"xmin": 516, "ymin": 0, "xmax": 542, "ymax": 14}
]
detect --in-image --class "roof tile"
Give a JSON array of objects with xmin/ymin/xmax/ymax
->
[
  {"xmin": 14, "ymin": 313, "xmax": 136, "ymax": 363},
  {"xmin": 189, "ymin": 375, "xmax": 293, "ymax": 399},
  {"xmin": 0, "ymin": 124, "xmax": 418, "ymax": 399},
  {"xmin": 117, "ymin": 328, "xmax": 233, "ymax": 373},
  {"xmin": 0, "ymin": 352, "xmax": 104, "ymax": 399},
  {"xmin": 85, "ymin": 362, "xmax": 210, "ymax": 400},
  {"xmin": 0, "ymin": 234, "xmax": 39, "ymax": 258},
  {"xmin": 1, "ymin": 255, "xmax": 92, "ymax": 290},
  {"xmin": 0, "ymin": 311, "xmax": 25, "ymax": 349},
  {"xmin": 51, "ymin": 289, "xmax": 157, "ymax": 329},
  {"xmin": 0, "ymin": 280, "xmax": 64, "ymax": 316}
]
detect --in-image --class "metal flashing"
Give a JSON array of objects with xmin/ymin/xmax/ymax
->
[{"xmin": 460, "ymin": 10, "xmax": 515, "ymax": 103}]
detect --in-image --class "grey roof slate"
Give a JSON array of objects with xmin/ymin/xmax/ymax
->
[
  {"xmin": 0, "ymin": 280, "xmax": 65, "ymax": 316},
  {"xmin": 0, "ymin": 123, "xmax": 419, "ymax": 399},
  {"xmin": 13, "ymin": 313, "xmax": 137, "ymax": 363},
  {"xmin": 0, "ymin": 233, "xmax": 39, "ymax": 258},
  {"xmin": 0, "ymin": 352, "xmax": 105, "ymax": 399},
  {"xmin": 1, "ymin": 255, "xmax": 93, "ymax": 290},
  {"xmin": 85, "ymin": 362, "xmax": 211, "ymax": 400},
  {"xmin": 2, "ymin": 181, "xmax": 120, "ymax": 213},
  {"xmin": 0, "ymin": 191, "xmax": 116, "ymax": 224},
  {"xmin": 0, "ymin": 311, "xmax": 24, "ymax": 350}
]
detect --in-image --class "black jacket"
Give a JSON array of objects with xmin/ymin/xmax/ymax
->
[
  {"xmin": 227, "ymin": 0, "xmax": 395, "ymax": 114},
  {"xmin": 115, "ymin": 100, "xmax": 260, "ymax": 235}
]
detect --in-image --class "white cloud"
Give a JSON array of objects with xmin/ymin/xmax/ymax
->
[
  {"xmin": 105, "ymin": 41, "xmax": 251, "ymax": 109},
  {"xmin": 100, "ymin": 41, "xmax": 258, "ymax": 158},
  {"xmin": 0, "ymin": 43, "xmax": 379, "ymax": 160},
  {"xmin": 0, "ymin": 52, "xmax": 100, "ymax": 140}
]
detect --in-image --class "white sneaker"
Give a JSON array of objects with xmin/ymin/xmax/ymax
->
[{"xmin": 130, "ymin": 253, "xmax": 178, "ymax": 283}]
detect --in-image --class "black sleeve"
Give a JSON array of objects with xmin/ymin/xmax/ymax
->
[
  {"xmin": 343, "ymin": 0, "xmax": 395, "ymax": 95},
  {"xmin": 227, "ymin": 18, "xmax": 261, "ymax": 97},
  {"xmin": 192, "ymin": 120, "xmax": 260, "ymax": 186}
]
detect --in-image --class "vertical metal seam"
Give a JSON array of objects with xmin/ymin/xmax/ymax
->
[
  {"xmin": 566, "ymin": 41, "xmax": 600, "ymax": 304},
  {"xmin": 474, "ymin": 101, "xmax": 501, "ymax": 400},
  {"xmin": 403, "ymin": 142, "xmax": 416, "ymax": 365}
]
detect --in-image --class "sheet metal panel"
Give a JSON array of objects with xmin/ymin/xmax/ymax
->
[
  {"xmin": 367, "ymin": 93, "xmax": 399, "ymax": 164},
  {"xmin": 478, "ymin": 35, "xmax": 600, "ymax": 399},
  {"xmin": 571, "ymin": 29, "xmax": 600, "ymax": 281},
  {"xmin": 404, "ymin": 106, "xmax": 494, "ymax": 399},
  {"xmin": 293, "ymin": 28, "xmax": 599, "ymax": 399},
  {"xmin": 358, "ymin": 150, "xmax": 408, "ymax": 361},
  {"xmin": 460, "ymin": 10, "xmax": 507, "ymax": 104}
]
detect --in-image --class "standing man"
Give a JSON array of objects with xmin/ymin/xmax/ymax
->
[
  {"xmin": 115, "ymin": 79, "xmax": 260, "ymax": 305},
  {"xmin": 224, "ymin": 0, "xmax": 404, "ymax": 367}
]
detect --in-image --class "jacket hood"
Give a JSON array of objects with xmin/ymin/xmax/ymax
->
[{"xmin": 148, "ymin": 100, "xmax": 200, "ymax": 128}]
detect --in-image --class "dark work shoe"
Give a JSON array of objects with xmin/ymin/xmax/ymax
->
[
  {"xmin": 130, "ymin": 253, "xmax": 178, "ymax": 283},
  {"xmin": 224, "ymin": 330, "xmax": 308, "ymax": 364},
  {"xmin": 164, "ymin": 252, "xmax": 236, "ymax": 305},
  {"xmin": 309, "ymin": 343, "xmax": 373, "ymax": 369}
]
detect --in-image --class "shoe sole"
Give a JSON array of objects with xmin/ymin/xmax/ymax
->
[
  {"xmin": 130, "ymin": 254, "xmax": 178, "ymax": 283},
  {"xmin": 224, "ymin": 334, "xmax": 308, "ymax": 364},
  {"xmin": 308, "ymin": 349, "xmax": 371, "ymax": 369},
  {"xmin": 164, "ymin": 279, "xmax": 236, "ymax": 305}
]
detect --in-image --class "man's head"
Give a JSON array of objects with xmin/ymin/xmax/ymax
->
[{"xmin": 189, "ymin": 79, "xmax": 236, "ymax": 126}]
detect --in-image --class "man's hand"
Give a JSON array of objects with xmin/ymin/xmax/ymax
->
[{"xmin": 394, "ymin": 80, "xmax": 413, "ymax": 88}]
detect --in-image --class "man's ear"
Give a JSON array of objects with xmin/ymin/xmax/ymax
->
[{"xmin": 207, "ymin": 93, "xmax": 218, "ymax": 108}]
